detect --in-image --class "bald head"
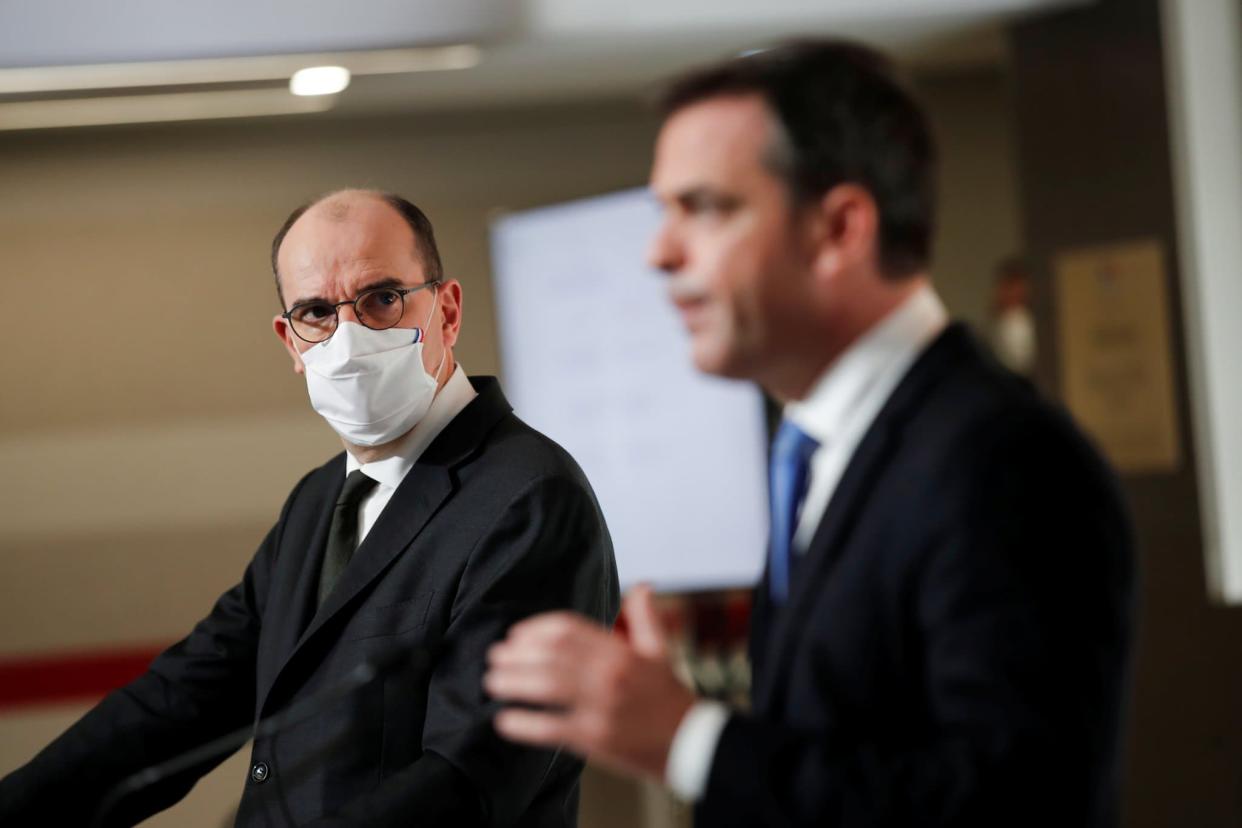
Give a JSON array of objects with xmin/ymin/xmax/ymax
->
[
  {"xmin": 322, "ymin": 196, "xmax": 354, "ymax": 222},
  {"xmin": 271, "ymin": 189, "xmax": 443, "ymax": 306}
]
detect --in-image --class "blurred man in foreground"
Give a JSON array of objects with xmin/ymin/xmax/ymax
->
[
  {"xmin": 1, "ymin": 190, "xmax": 618, "ymax": 826},
  {"xmin": 486, "ymin": 41, "xmax": 1134, "ymax": 827}
]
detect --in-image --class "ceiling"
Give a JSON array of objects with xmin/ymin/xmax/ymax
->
[{"xmin": 0, "ymin": 0, "xmax": 1090, "ymax": 129}]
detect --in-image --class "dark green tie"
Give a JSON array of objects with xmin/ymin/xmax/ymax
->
[{"xmin": 318, "ymin": 470, "xmax": 379, "ymax": 608}]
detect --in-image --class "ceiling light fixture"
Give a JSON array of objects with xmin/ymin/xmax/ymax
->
[{"xmin": 289, "ymin": 65, "xmax": 350, "ymax": 96}]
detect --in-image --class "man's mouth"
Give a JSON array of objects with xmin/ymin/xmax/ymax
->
[{"xmin": 672, "ymin": 296, "xmax": 709, "ymax": 329}]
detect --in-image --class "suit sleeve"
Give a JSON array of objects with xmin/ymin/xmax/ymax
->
[
  {"xmin": 313, "ymin": 471, "xmax": 619, "ymax": 828},
  {"xmin": 696, "ymin": 412, "xmax": 1135, "ymax": 828},
  {"xmin": 0, "ymin": 474, "xmax": 310, "ymax": 827}
]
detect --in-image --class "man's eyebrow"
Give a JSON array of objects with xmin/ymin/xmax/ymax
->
[
  {"xmin": 668, "ymin": 186, "xmax": 742, "ymax": 211},
  {"xmin": 288, "ymin": 293, "xmax": 330, "ymax": 309},
  {"xmin": 357, "ymin": 275, "xmax": 404, "ymax": 292},
  {"xmin": 650, "ymin": 184, "xmax": 707, "ymax": 204},
  {"xmin": 675, "ymin": 185, "xmax": 714, "ymax": 200},
  {"xmin": 288, "ymin": 276, "xmax": 404, "ymax": 307}
]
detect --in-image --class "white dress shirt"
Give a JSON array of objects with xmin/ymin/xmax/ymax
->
[
  {"xmin": 665, "ymin": 285, "xmax": 949, "ymax": 801},
  {"xmin": 344, "ymin": 364, "xmax": 477, "ymax": 546}
]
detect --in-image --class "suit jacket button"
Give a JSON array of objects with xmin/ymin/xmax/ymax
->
[{"xmin": 250, "ymin": 761, "xmax": 270, "ymax": 784}]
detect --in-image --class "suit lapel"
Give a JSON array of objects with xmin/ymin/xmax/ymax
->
[
  {"xmin": 257, "ymin": 376, "xmax": 513, "ymax": 716},
  {"xmin": 293, "ymin": 464, "xmax": 453, "ymax": 653},
  {"xmin": 752, "ymin": 325, "xmax": 975, "ymax": 713},
  {"xmin": 252, "ymin": 456, "xmax": 343, "ymax": 708}
]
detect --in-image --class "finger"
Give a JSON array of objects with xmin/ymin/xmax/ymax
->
[
  {"xmin": 489, "ymin": 625, "xmax": 609, "ymax": 675},
  {"xmin": 487, "ymin": 640, "xmax": 566, "ymax": 670},
  {"xmin": 622, "ymin": 583, "xmax": 667, "ymax": 659},
  {"xmin": 483, "ymin": 663, "xmax": 578, "ymax": 707},
  {"xmin": 504, "ymin": 612, "xmax": 603, "ymax": 646},
  {"xmin": 493, "ymin": 708, "xmax": 578, "ymax": 750}
]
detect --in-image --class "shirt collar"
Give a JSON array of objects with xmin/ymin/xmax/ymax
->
[
  {"xmin": 784, "ymin": 284, "xmax": 948, "ymax": 443},
  {"xmin": 345, "ymin": 364, "xmax": 477, "ymax": 489}
]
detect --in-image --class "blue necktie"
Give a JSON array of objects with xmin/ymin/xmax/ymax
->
[{"xmin": 768, "ymin": 419, "xmax": 820, "ymax": 605}]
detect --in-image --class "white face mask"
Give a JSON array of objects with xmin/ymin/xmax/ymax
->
[{"xmin": 299, "ymin": 292, "xmax": 445, "ymax": 447}]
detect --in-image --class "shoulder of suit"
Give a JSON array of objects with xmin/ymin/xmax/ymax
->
[
  {"xmin": 896, "ymin": 334, "xmax": 1104, "ymax": 467},
  {"xmin": 912, "ymin": 355, "xmax": 1112, "ymax": 499},
  {"xmin": 475, "ymin": 412, "xmax": 594, "ymax": 484}
]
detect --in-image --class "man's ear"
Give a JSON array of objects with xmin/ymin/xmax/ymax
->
[
  {"xmin": 437, "ymin": 279, "xmax": 464, "ymax": 350},
  {"xmin": 273, "ymin": 314, "xmax": 306, "ymax": 375},
  {"xmin": 809, "ymin": 183, "xmax": 880, "ymax": 284}
]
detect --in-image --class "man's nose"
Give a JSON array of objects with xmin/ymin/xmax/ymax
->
[
  {"xmin": 646, "ymin": 221, "xmax": 685, "ymax": 275},
  {"xmin": 337, "ymin": 302, "xmax": 363, "ymax": 325}
]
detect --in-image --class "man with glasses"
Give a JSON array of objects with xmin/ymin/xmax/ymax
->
[{"xmin": 0, "ymin": 189, "xmax": 619, "ymax": 827}]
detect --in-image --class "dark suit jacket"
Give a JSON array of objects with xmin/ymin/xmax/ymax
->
[
  {"xmin": 697, "ymin": 325, "xmax": 1135, "ymax": 828},
  {"xmin": 0, "ymin": 376, "xmax": 619, "ymax": 827}
]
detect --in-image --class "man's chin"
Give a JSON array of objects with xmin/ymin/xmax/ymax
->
[{"xmin": 689, "ymin": 342, "xmax": 750, "ymax": 382}]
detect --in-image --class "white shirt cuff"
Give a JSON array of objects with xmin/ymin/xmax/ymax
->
[{"xmin": 664, "ymin": 700, "xmax": 731, "ymax": 802}]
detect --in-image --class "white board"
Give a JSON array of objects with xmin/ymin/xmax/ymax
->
[{"xmin": 490, "ymin": 188, "xmax": 770, "ymax": 592}]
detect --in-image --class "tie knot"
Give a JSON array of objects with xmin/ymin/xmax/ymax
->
[
  {"xmin": 773, "ymin": 419, "xmax": 819, "ymax": 463},
  {"xmin": 338, "ymin": 470, "xmax": 378, "ymax": 508}
]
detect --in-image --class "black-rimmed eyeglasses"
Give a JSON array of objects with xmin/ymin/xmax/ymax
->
[{"xmin": 282, "ymin": 280, "xmax": 442, "ymax": 343}]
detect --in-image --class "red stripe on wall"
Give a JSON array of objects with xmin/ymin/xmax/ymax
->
[{"xmin": 0, "ymin": 644, "xmax": 166, "ymax": 712}]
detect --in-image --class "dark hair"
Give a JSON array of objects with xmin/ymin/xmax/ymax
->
[
  {"xmin": 270, "ymin": 190, "xmax": 444, "ymax": 306},
  {"xmin": 657, "ymin": 40, "xmax": 936, "ymax": 279}
]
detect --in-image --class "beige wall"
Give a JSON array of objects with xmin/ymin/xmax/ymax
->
[
  {"xmin": 0, "ymin": 68, "xmax": 1021, "ymax": 826},
  {"xmin": 918, "ymin": 67, "xmax": 1023, "ymax": 330}
]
